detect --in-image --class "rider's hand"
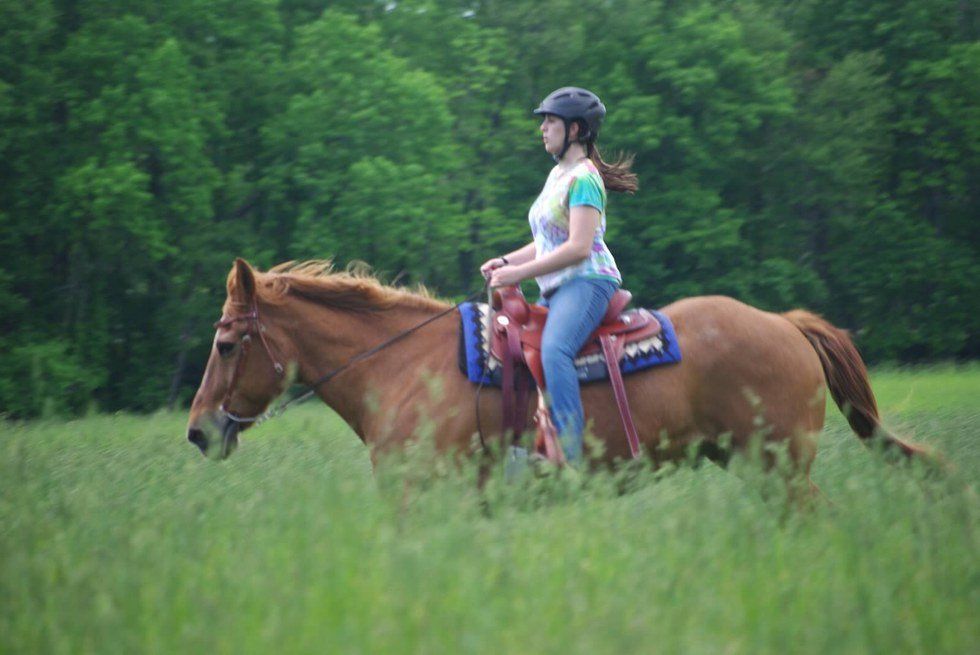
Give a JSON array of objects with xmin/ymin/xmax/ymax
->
[
  {"xmin": 480, "ymin": 257, "xmax": 508, "ymax": 279},
  {"xmin": 489, "ymin": 264, "xmax": 525, "ymax": 287}
]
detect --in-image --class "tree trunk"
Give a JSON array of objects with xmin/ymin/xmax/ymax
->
[{"xmin": 167, "ymin": 319, "xmax": 193, "ymax": 410}]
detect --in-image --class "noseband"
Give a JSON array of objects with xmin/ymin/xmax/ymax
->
[{"xmin": 214, "ymin": 298, "xmax": 286, "ymax": 424}]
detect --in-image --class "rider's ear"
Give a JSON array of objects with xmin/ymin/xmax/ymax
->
[{"xmin": 231, "ymin": 257, "xmax": 257, "ymax": 304}]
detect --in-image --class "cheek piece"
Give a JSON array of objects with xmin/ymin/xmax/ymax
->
[{"xmin": 213, "ymin": 300, "xmax": 286, "ymax": 424}]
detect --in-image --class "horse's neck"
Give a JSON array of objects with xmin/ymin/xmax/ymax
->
[{"xmin": 279, "ymin": 298, "xmax": 451, "ymax": 440}]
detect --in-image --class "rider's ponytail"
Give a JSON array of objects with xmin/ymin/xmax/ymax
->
[{"xmin": 588, "ymin": 143, "xmax": 638, "ymax": 194}]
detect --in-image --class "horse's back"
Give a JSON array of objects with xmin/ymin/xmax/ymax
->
[
  {"xmin": 629, "ymin": 295, "xmax": 827, "ymax": 453},
  {"xmin": 662, "ymin": 295, "xmax": 822, "ymax": 372}
]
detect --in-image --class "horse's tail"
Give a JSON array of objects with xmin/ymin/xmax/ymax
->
[{"xmin": 782, "ymin": 309, "xmax": 926, "ymax": 459}]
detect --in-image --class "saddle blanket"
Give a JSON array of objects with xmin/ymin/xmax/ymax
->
[{"xmin": 457, "ymin": 302, "xmax": 682, "ymax": 387}]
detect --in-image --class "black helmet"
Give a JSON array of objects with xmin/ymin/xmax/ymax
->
[{"xmin": 533, "ymin": 87, "xmax": 606, "ymax": 142}]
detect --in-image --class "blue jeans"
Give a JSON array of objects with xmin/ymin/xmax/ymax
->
[{"xmin": 539, "ymin": 277, "xmax": 619, "ymax": 461}]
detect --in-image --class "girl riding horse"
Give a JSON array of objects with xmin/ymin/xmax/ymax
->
[{"xmin": 481, "ymin": 87, "xmax": 637, "ymax": 464}]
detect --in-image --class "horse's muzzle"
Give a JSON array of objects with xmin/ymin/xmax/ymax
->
[
  {"xmin": 187, "ymin": 427, "xmax": 208, "ymax": 455},
  {"xmin": 186, "ymin": 416, "xmax": 240, "ymax": 460}
]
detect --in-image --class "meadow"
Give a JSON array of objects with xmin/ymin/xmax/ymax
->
[{"xmin": 1, "ymin": 365, "xmax": 977, "ymax": 654}]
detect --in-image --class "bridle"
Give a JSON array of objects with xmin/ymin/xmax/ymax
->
[
  {"xmin": 213, "ymin": 285, "xmax": 488, "ymax": 426},
  {"xmin": 213, "ymin": 297, "xmax": 287, "ymax": 423}
]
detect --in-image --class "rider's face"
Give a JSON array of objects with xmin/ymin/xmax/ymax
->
[{"xmin": 540, "ymin": 114, "xmax": 566, "ymax": 156}]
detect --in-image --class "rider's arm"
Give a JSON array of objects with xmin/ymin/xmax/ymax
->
[{"xmin": 501, "ymin": 242, "xmax": 537, "ymax": 266}]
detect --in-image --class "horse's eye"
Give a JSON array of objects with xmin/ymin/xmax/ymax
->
[{"xmin": 216, "ymin": 341, "xmax": 236, "ymax": 357}]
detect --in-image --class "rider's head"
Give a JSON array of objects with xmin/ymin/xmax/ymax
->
[{"xmin": 534, "ymin": 87, "xmax": 606, "ymax": 162}]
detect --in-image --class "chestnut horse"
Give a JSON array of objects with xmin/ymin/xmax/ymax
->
[{"xmin": 187, "ymin": 259, "xmax": 922, "ymax": 482}]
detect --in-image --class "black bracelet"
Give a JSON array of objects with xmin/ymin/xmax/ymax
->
[{"xmin": 500, "ymin": 256, "xmax": 509, "ymax": 265}]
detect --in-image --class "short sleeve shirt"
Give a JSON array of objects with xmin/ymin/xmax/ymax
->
[{"xmin": 528, "ymin": 159, "xmax": 622, "ymax": 294}]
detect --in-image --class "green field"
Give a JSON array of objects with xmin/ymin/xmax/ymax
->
[{"xmin": 2, "ymin": 366, "xmax": 977, "ymax": 654}]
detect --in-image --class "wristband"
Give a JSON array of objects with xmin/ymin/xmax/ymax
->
[{"xmin": 500, "ymin": 256, "xmax": 509, "ymax": 265}]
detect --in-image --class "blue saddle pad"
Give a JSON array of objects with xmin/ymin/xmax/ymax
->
[{"xmin": 457, "ymin": 302, "xmax": 682, "ymax": 387}]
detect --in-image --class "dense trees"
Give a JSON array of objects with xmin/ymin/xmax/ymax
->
[{"xmin": 1, "ymin": 0, "xmax": 976, "ymax": 416}]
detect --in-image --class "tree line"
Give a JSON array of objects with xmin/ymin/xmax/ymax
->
[{"xmin": 1, "ymin": 0, "xmax": 977, "ymax": 417}]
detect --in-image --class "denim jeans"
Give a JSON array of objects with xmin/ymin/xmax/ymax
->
[{"xmin": 539, "ymin": 277, "xmax": 619, "ymax": 461}]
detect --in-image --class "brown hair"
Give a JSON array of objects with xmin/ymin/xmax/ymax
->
[{"xmin": 588, "ymin": 143, "xmax": 638, "ymax": 194}]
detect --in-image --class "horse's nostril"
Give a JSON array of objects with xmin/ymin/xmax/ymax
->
[{"xmin": 187, "ymin": 428, "xmax": 208, "ymax": 454}]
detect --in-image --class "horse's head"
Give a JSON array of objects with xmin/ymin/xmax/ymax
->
[{"xmin": 186, "ymin": 258, "xmax": 291, "ymax": 460}]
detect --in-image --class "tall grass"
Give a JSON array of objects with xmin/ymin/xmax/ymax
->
[{"xmin": 1, "ymin": 366, "xmax": 977, "ymax": 654}]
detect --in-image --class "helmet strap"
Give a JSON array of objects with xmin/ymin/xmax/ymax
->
[
  {"xmin": 554, "ymin": 118, "xmax": 573, "ymax": 163},
  {"xmin": 556, "ymin": 118, "xmax": 590, "ymax": 163}
]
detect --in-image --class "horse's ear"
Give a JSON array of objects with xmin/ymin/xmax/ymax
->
[{"xmin": 230, "ymin": 257, "xmax": 257, "ymax": 303}]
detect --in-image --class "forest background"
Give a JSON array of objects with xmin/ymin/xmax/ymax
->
[{"xmin": 1, "ymin": 0, "xmax": 977, "ymax": 417}]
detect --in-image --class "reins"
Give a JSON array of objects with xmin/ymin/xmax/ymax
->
[{"xmin": 216, "ymin": 283, "xmax": 488, "ymax": 426}]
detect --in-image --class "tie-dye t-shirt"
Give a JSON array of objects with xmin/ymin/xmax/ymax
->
[{"xmin": 528, "ymin": 159, "xmax": 622, "ymax": 294}]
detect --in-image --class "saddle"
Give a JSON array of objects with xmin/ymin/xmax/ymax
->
[{"xmin": 489, "ymin": 285, "xmax": 661, "ymax": 462}]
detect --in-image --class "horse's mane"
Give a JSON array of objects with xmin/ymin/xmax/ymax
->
[{"xmin": 248, "ymin": 260, "xmax": 450, "ymax": 313}]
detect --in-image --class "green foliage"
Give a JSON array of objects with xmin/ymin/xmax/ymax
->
[
  {"xmin": 264, "ymin": 10, "xmax": 462, "ymax": 278},
  {"xmin": 0, "ymin": 1, "xmax": 976, "ymax": 414},
  {"xmin": 0, "ymin": 340, "xmax": 101, "ymax": 418},
  {"xmin": 828, "ymin": 202, "xmax": 980, "ymax": 360}
]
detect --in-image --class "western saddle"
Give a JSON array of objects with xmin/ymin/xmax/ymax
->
[{"xmin": 489, "ymin": 285, "xmax": 662, "ymax": 463}]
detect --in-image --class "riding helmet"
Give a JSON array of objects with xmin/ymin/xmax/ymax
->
[{"xmin": 533, "ymin": 87, "xmax": 606, "ymax": 142}]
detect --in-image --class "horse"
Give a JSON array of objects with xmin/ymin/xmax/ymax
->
[{"xmin": 187, "ymin": 258, "xmax": 925, "ymax": 490}]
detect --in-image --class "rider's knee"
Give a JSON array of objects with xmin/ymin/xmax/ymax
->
[{"xmin": 541, "ymin": 339, "xmax": 575, "ymax": 369}]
